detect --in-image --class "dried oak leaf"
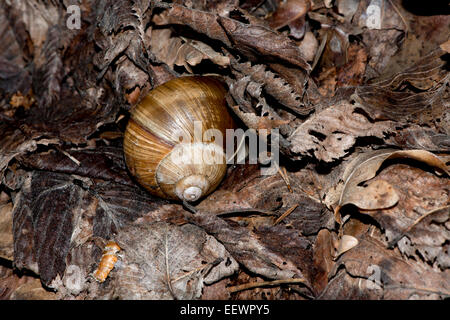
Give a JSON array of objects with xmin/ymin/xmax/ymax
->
[
  {"xmin": 153, "ymin": 3, "xmax": 310, "ymax": 71},
  {"xmin": 321, "ymin": 235, "xmax": 450, "ymax": 299},
  {"xmin": 106, "ymin": 222, "xmax": 238, "ymax": 300},
  {"xmin": 287, "ymin": 101, "xmax": 395, "ymax": 162}
]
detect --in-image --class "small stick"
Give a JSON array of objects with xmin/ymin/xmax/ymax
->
[
  {"xmin": 276, "ymin": 163, "xmax": 292, "ymax": 193},
  {"xmin": 273, "ymin": 204, "xmax": 298, "ymax": 226},
  {"xmin": 282, "ymin": 166, "xmax": 293, "ymax": 193},
  {"xmin": 56, "ymin": 146, "xmax": 81, "ymax": 166},
  {"xmin": 387, "ymin": 0, "xmax": 409, "ymax": 33},
  {"xmin": 171, "ymin": 258, "xmax": 223, "ymax": 284},
  {"xmin": 228, "ymin": 278, "xmax": 307, "ymax": 293}
]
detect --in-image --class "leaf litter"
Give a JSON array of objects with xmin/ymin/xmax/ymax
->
[{"xmin": 0, "ymin": 0, "xmax": 448, "ymax": 300}]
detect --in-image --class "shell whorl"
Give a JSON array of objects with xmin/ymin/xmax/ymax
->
[{"xmin": 123, "ymin": 76, "xmax": 234, "ymax": 201}]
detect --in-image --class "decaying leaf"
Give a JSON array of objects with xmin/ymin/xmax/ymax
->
[
  {"xmin": 109, "ymin": 222, "xmax": 239, "ymax": 299},
  {"xmin": 1, "ymin": 0, "xmax": 449, "ymax": 301},
  {"xmin": 288, "ymin": 102, "xmax": 395, "ymax": 162},
  {"xmin": 322, "ymin": 235, "xmax": 450, "ymax": 299},
  {"xmin": 331, "ymin": 149, "xmax": 449, "ymax": 215},
  {"xmin": 359, "ymin": 164, "xmax": 450, "ymax": 269},
  {"xmin": 0, "ymin": 200, "xmax": 13, "ymax": 261},
  {"xmin": 266, "ymin": 0, "xmax": 311, "ymax": 30},
  {"xmin": 153, "ymin": 3, "xmax": 311, "ymax": 71},
  {"xmin": 230, "ymin": 58, "xmax": 313, "ymax": 115},
  {"xmin": 355, "ymin": 48, "xmax": 449, "ymax": 121},
  {"xmin": 150, "ymin": 29, "xmax": 230, "ymax": 72}
]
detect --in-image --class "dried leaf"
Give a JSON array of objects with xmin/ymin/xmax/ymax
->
[
  {"xmin": 266, "ymin": 0, "xmax": 311, "ymax": 30},
  {"xmin": 359, "ymin": 164, "xmax": 450, "ymax": 269},
  {"xmin": 312, "ymin": 229, "xmax": 336, "ymax": 293},
  {"xmin": 440, "ymin": 39, "xmax": 450, "ymax": 53},
  {"xmin": 0, "ymin": 201, "xmax": 13, "ymax": 261},
  {"xmin": 230, "ymin": 59, "xmax": 312, "ymax": 115},
  {"xmin": 288, "ymin": 102, "xmax": 394, "ymax": 162},
  {"xmin": 338, "ymin": 179, "xmax": 400, "ymax": 212},
  {"xmin": 33, "ymin": 25, "xmax": 63, "ymax": 109},
  {"xmin": 323, "ymin": 235, "xmax": 450, "ymax": 299},
  {"xmin": 333, "ymin": 149, "xmax": 449, "ymax": 214},
  {"xmin": 110, "ymin": 222, "xmax": 238, "ymax": 299},
  {"xmin": 18, "ymin": 146, "xmax": 134, "ymax": 187},
  {"xmin": 0, "ymin": 124, "xmax": 58, "ymax": 179},
  {"xmin": 150, "ymin": 29, "xmax": 229, "ymax": 71},
  {"xmin": 335, "ymin": 234, "xmax": 359, "ymax": 258},
  {"xmin": 154, "ymin": 3, "xmax": 311, "ymax": 71},
  {"xmin": 12, "ymin": 172, "xmax": 81, "ymax": 286},
  {"xmin": 185, "ymin": 210, "xmax": 312, "ymax": 290}
]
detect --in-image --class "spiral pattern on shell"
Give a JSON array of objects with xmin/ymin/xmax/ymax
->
[{"xmin": 123, "ymin": 76, "xmax": 235, "ymax": 202}]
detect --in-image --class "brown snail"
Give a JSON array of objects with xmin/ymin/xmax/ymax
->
[{"xmin": 123, "ymin": 76, "xmax": 235, "ymax": 202}]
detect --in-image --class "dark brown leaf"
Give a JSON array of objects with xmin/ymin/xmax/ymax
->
[
  {"xmin": 12, "ymin": 171, "xmax": 81, "ymax": 286},
  {"xmin": 18, "ymin": 146, "xmax": 133, "ymax": 186},
  {"xmin": 154, "ymin": 3, "xmax": 311, "ymax": 71}
]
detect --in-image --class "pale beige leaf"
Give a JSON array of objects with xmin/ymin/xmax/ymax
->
[
  {"xmin": 335, "ymin": 235, "xmax": 359, "ymax": 259},
  {"xmin": 340, "ymin": 179, "xmax": 399, "ymax": 212}
]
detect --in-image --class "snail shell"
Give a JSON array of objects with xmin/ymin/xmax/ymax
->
[{"xmin": 123, "ymin": 76, "xmax": 234, "ymax": 202}]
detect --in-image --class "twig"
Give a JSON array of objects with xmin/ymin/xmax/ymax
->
[
  {"xmin": 56, "ymin": 146, "xmax": 81, "ymax": 166},
  {"xmin": 228, "ymin": 278, "xmax": 307, "ymax": 293},
  {"xmin": 386, "ymin": 0, "xmax": 409, "ymax": 33},
  {"xmin": 170, "ymin": 258, "xmax": 223, "ymax": 284},
  {"xmin": 276, "ymin": 163, "xmax": 292, "ymax": 193},
  {"xmin": 164, "ymin": 225, "xmax": 177, "ymax": 299},
  {"xmin": 273, "ymin": 204, "xmax": 299, "ymax": 225}
]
